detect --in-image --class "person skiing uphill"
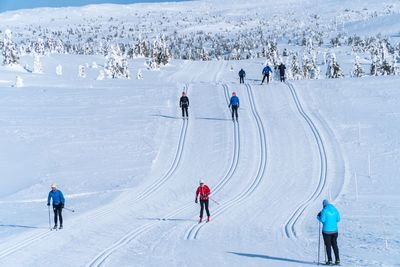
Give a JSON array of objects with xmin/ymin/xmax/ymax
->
[
  {"xmin": 229, "ymin": 91, "xmax": 240, "ymax": 121},
  {"xmin": 278, "ymin": 62, "xmax": 286, "ymax": 82},
  {"xmin": 47, "ymin": 183, "xmax": 65, "ymax": 229},
  {"xmin": 179, "ymin": 91, "xmax": 189, "ymax": 119},
  {"xmin": 238, "ymin": 68, "xmax": 246, "ymax": 84},
  {"xmin": 317, "ymin": 199, "xmax": 341, "ymax": 265},
  {"xmin": 261, "ymin": 64, "xmax": 272, "ymax": 84},
  {"xmin": 195, "ymin": 180, "xmax": 211, "ymax": 223}
]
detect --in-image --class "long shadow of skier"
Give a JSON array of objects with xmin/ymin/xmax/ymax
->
[
  {"xmin": 0, "ymin": 224, "xmax": 43, "ymax": 229},
  {"xmin": 136, "ymin": 217, "xmax": 197, "ymax": 222},
  {"xmin": 150, "ymin": 114, "xmax": 183, "ymax": 120},
  {"xmin": 228, "ymin": 252, "xmax": 315, "ymax": 265}
]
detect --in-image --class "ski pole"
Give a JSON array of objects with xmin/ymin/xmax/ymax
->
[
  {"xmin": 64, "ymin": 207, "xmax": 75, "ymax": 212},
  {"xmin": 48, "ymin": 206, "xmax": 51, "ymax": 230},
  {"xmin": 317, "ymin": 222, "xmax": 321, "ymax": 265},
  {"xmin": 210, "ymin": 198, "xmax": 220, "ymax": 205}
]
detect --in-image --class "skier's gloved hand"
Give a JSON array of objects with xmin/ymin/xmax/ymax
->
[
  {"xmin": 47, "ymin": 203, "xmax": 50, "ymax": 206},
  {"xmin": 195, "ymin": 199, "xmax": 198, "ymax": 204},
  {"xmin": 61, "ymin": 203, "xmax": 64, "ymax": 208},
  {"xmin": 317, "ymin": 212, "xmax": 321, "ymax": 217}
]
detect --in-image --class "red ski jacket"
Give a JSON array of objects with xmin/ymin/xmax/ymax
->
[{"xmin": 196, "ymin": 185, "xmax": 211, "ymax": 200}]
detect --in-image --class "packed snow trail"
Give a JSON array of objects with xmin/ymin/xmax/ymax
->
[
  {"xmin": 185, "ymin": 83, "xmax": 268, "ymax": 240},
  {"xmin": 86, "ymin": 82, "xmax": 241, "ymax": 266},
  {"xmin": 283, "ymin": 81, "xmax": 328, "ymax": 239}
]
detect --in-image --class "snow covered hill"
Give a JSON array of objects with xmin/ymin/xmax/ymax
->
[{"xmin": 0, "ymin": 1, "xmax": 399, "ymax": 266}]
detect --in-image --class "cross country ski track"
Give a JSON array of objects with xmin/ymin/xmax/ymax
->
[
  {"xmin": 185, "ymin": 83, "xmax": 268, "ymax": 240},
  {"xmin": 283, "ymin": 81, "xmax": 328, "ymax": 239},
  {"xmin": 0, "ymin": 85, "xmax": 191, "ymax": 262},
  {"xmin": 86, "ymin": 83, "xmax": 240, "ymax": 266}
]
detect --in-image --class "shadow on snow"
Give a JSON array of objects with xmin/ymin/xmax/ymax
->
[{"xmin": 228, "ymin": 252, "xmax": 315, "ymax": 265}]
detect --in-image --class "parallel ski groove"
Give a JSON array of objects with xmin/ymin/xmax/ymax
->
[
  {"xmin": 186, "ymin": 83, "xmax": 268, "ymax": 240},
  {"xmin": 283, "ymin": 82, "xmax": 328, "ymax": 239},
  {"xmin": 86, "ymin": 83, "xmax": 240, "ymax": 266},
  {"xmin": 0, "ymin": 231, "xmax": 53, "ymax": 259}
]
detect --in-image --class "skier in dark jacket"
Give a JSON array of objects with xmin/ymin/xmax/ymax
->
[
  {"xmin": 229, "ymin": 91, "xmax": 240, "ymax": 121},
  {"xmin": 47, "ymin": 183, "xmax": 65, "ymax": 229},
  {"xmin": 261, "ymin": 65, "xmax": 272, "ymax": 84},
  {"xmin": 278, "ymin": 63, "xmax": 286, "ymax": 82},
  {"xmin": 195, "ymin": 180, "xmax": 211, "ymax": 223},
  {"xmin": 238, "ymin": 68, "xmax": 246, "ymax": 84},
  {"xmin": 317, "ymin": 199, "xmax": 341, "ymax": 265},
  {"xmin": 179, "ymin": 91, "xmax": 189, "ymax": 119}
]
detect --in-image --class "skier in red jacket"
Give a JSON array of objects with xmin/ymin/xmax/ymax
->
[{"xmin": 195, "ymin": 180, "xmax": 211, "ymax": 223}]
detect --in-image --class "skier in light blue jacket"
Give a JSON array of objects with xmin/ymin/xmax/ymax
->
[{"xmin": 317, "ymin": 199, "xmax": 340, "ymax": 265}]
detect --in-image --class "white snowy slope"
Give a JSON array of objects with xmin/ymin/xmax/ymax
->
[{"xmin": 0, "ymin": 0, "xmax": 400, "ymax": 267}]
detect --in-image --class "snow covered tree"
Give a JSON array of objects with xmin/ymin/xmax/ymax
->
[
  {"xmin": 97, "ymin": 70, "xmax": 105, "ymax": 80},
  {"xmin": 370, "ymin": 54, "xmax": 380, "ymax": 76},
  {"xmin": 2, "ymin": 29, "xmax": 20, "ymax": 66},
  {"xmin": 35, "ymin": 38, "xmax": 45, "ymax": 55},
  {"xmin": 326, "ymin": 53, "xmax": 344, "ymax": 78},
  {"xmin": 105, "ymin": 44, "xmax": 130, "ymax": 79},
  {"xmin": 352, "ymin": 55, "xmax": 364, "ymax": 77},
  {"xmin": 33, "ymin": 55, "xmax": 43, "ymax": 74},
  {"xmin": 290, "ymin": 53, "xmax": 302, "ymax": 80}
]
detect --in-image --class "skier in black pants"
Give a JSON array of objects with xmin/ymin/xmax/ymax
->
[
  {"xmin": 238, "ymin": 68, "xmax": 246, "ymax": 84},
  {"xmin": 179, "ymin": 91, "xmax": 189, "ymax": 119},
  {"xmin": 278, "ymin": 62, "xmax": 286, "ymax": 82},
  {"xmin": 47, "ymin": 183, "xmax": 65, "ymax": 230},
  {"xmin": 261, "ymin": 65, "xmax": 272, "ymax": 84},
  {"xmin": 317, "ymin": 199, "xmax": 341, "ymax": 265},
  {"xmin": 229, "ymin": 91, "xmax": 240, "ymax": 121}
]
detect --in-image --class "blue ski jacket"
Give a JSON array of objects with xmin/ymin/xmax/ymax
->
[
  {"xmin": 48, "ymin": 190, "xmax": 65, "ymax": 206},
  {"xmin": 262, "ymin": 66, "xmax": 272, "ymax": 74},
  {"xmin": 229, "ymin": 96, "xmax": 240, "ymax": 107},
  {"xmin": 317, "ymin": 203, "xmax": 340, "ymax": 233}
]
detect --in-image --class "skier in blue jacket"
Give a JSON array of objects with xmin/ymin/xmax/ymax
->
[
  {"xmin": 229, "ymin": 92, "xmax": 240, "ymax": 121},
  {"xmin": 317, "ymin": 199, "xmax": 340, "ymax": 265},
  {"xmin": 47, "ymin": 183, "xmax": 65, "ymax": 229},
  {"xmin": 261, "ymin": 65, "xmax": 272, "ymax": 84}
]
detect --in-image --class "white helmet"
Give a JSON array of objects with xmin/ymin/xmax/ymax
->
[
  {"xmin": 51, "ymin": 183, "xmax": 57, "ymax": 188},
  {"xmin": 199, "ymin": 179, "xmax": 204, "ymax": 184}
]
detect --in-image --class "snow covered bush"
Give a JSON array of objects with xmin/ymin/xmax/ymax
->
[
  {"xmin": 137, "ymin": 69, "xmax": 143, "ymax": 80},
  {"xmin": 56, "ymin": 64, "xmax": 63, "ymax": 76},
  {"xmin": 79, "ymin": 65, "xmax": 86, "ymax": 78},
  {"xmin": 14, "ymin": 76, "xmax": 24, "ymax": 87},
  {"xmin": 33, "ymin": 55, "xmax": 43, "ymax": 74}
]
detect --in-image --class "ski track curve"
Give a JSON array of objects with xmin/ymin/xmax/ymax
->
[
  {"xmin": 85, "ymin": 83, "xmax": 240, "ymax": 267},
  {"xmin": 283, "ymin": 81, "xmax": 328, "ymax": 239},
  {"xmin": 0, "ymin": 85, "xmax": 191, "ymax": 262},
  {"xmin": 0, "ymin": 230, "xmax": 53, "ymax": 259},
  {"xmin": 185, "ymin": 83, "xmax": 268, "ymax": 240}
]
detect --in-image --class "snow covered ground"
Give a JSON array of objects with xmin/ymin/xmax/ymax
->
[{"xmin": 0, "ymin": 0, "xmax": 400, "ymax": 266}]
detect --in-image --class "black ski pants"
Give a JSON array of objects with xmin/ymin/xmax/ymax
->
[
  {"xmin": 323, "ymin": 232, "xmax": 340, "ymax": 262},
  {"xmin": 181, "ymin": 104, "xmax": 188, "ymax": 117},
  {"xmin": 280, "ymin": 75, "xmax": 285, "ymax": 82},
  {"xmin": 53, "ymin": 203, "xmax": 63, "ymax": 226},
  {"xmin": 239, "ymin": 76, "xmax": 244, "ymax": 84},
  {"xmin": 231, "ymin": 105, "xmax": 239, "ymax": 119},
  {"xmin": 261, "ymin": 73, "xmax": 270, "ymax": 84},
  {"xmin": 199, "ymin": 199, "xmax": 210, "ymax": 218}
]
